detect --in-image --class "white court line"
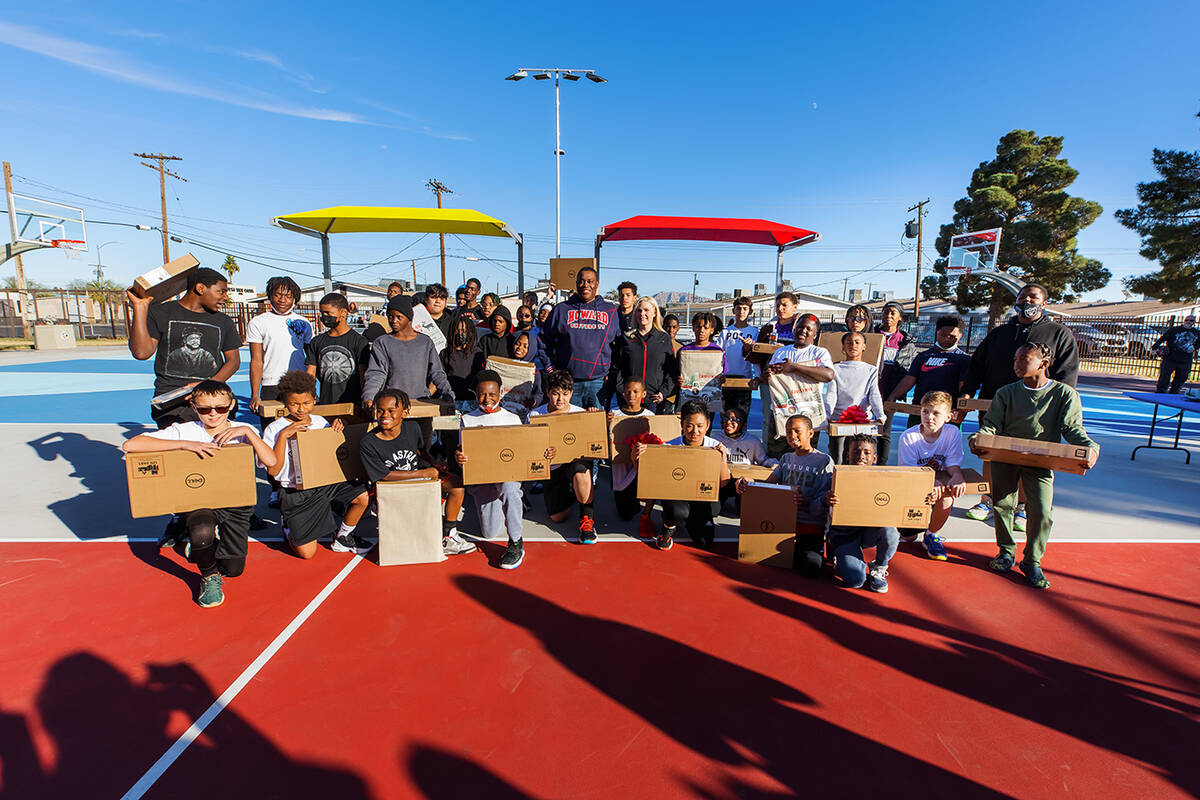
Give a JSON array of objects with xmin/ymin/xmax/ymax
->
[
  {"xmin": 8, "ymin": 536, "xmax": 1200, "ymax": 545},
  {"xmin": 120, "ymin": 554, "xmax": 363, "ymax": 800}
]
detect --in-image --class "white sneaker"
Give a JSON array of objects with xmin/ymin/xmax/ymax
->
[
  {"xmin": 442, "ymin": 531, "xmax": 477, "ymax": 556},
  {"xmin": 331, "ymin": 532, "xmax": 373, "ymax": 554},
  {"xmin": 965, "ymin": 501, "xmax": 992, "ymax": 522}
]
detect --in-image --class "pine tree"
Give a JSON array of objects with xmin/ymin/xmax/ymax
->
[{"xmin": 922, "ymin": 130, "xmax": 1109, "ymax": 324}]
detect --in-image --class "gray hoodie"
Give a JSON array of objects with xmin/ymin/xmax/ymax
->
[{"xmin": 362, "ymin": 334, "xmax": 452, "ymax": 403}]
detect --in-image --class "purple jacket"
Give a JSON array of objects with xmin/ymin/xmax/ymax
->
[{"xmin": 541, "ymin": 293, "xmax": 621, "ymax": 381}]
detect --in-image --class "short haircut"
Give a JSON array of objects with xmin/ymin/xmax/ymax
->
[
  {"xmin": 374, "ymin": 388, "xmax": 411, "ymax": 410},
  {"xmin": 482, "ymin": 292, "xmax": 501, "ymax": 306},
  {"xmin": 920, "ymin": 390, "xmax": 954, "ymax": 411},
  {"xmin": 187, "ymin": 267, "xmax": 226, "ymax": 292},
  {"xmin": 623, "ymin": 377, "xmax": 645, "ymax": 390},
  {"xmin": 466, "ymin": 277, "xmax": 482, "ymax": 290},
  {"xmin": 617, "ymin": 281, "xmax": 638, "ymax": 294},
  {"xmin": 776, "ymin": 291, "xmax": 799, "ymax": 305},
  {"xmin": 1019, "ymin": 283, "xmax": 1048, "ymax": 299},
  {"xmin": 797, "ymin": 313, "xmax": 820, "ymax": 332},
  {"xmin": 691, "ymin": 310, "xmax": 720, "ymax": 331},
  {"xmin": 577, "ymin": 265, "xmax": 598, "ymax": 280},
  {"xmin": 425, "ymin": 282, "xmax": 448, "ymax": 299},
  {"xmin": 733, "ymin": 296, "xmax": 753, "ymax": 309},
  {"xmin": 276, "ymin": 370, "xmax": 317, "ymax": 401},
  {"xmin": 319, "ymin": 292, "xmax": 349, "ymax": 310},
  {"xmin": 679, "ymin": 400, "xmax": 709, "ymax": 421},
  {"xmin": 663, "ymin": 313, "xmax": 680, "ymax": 326},
  {"xmin": 841, "ymin": 330, "xmax": 865, "ymax": 346},
  {"xmin": 267, "ymin": 276, "xmax": 302, "ymax": 302},
  {"xmin": 388, "ymin": 281, "xmax": 405, "ymax": 292},
  {"xmin": 1017, "ymin": 341, "xmax": 1054, "ymax": 365},
  {"xmin": 412, "ymin": 292, "xmax": 427, "ymax": 307},
  {"xmin": 786, "ymin": 413, "xmax": 813, "ymax": 431},
  {"xmin": 846, "ymin": 433, "xmax": 877, "ymax": 453},
  {"xmin": 190, "ymin": 379, "xmax": 234, "ymax": 403},
  {"xmin": 546, "ymin": 371, "xmax": 575, "ymax": 394},
  {"xmin": 474, "ymin": 369, "xmax": 502, "ymax": 389},
  {"xmin": 935, "ymin": 314, "xmax": 963, "ymax": 331}
]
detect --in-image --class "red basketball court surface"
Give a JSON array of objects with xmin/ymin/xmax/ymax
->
[{"xmin": 2, "ymin": 537, "xmax": 1196, "ymax": 799}]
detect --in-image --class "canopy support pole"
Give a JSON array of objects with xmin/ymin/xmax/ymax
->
[
  {"xmin": 320, "ymin": 234, "xmax": 332, "ymax": 295},
  {"xmin": 516, "ymin": 233, "xmax": 525, "ymax": 297},
  {"xmin": 775, "ymin": 246, "xmax": 785, "ymax": 295},
  {"xmin": 594, "ymin": 233, "xmax": 602, "ymax": 270}
]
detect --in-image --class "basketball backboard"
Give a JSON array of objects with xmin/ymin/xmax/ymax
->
[
  {"xmin": 947, "ymin": 227, "xmax": 1001, "ymax": 276},
  {"xmin": 6, "ymin": 191, "xmax": 88, "ymax": 252}
]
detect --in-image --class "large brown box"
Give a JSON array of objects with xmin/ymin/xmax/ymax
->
[
  {"xmin": 407, "ymin": 399, "xmax": 454, "ymax": 419},
  {"xmin": 609, "ymin": 414, "xmax": 681, "ymax": 463},
  {"xmin": 461, "ymin": 423, "xmax": 550, "ymax": 485},
  {"xmin": 819, "ymin": 331, "xmax": 885, "ymax": 366},
  {"xmin": 738, "ymin": 483, "xmax": 798, "ymax": 568},
  {"xmin": 830, "ymin": 465, "xmax": 934, "ymax": 528},
  {"xmin": 529, "ymin": 410, "xmax": 609, "ymax": 463},
  {"xmin": 129, "ymin": 253, "xmax": 200, "ymax": 303},
  {"xmin": 957, "ymin": 397, "xmax": 992, "ymax": 412},
  {"xmin": 126, "ymin": 443, "xmax": 256, "ymax": 518},
  {"xmin": 636, "ymin": 445, "xmax": 723, "ymax": 502},
  {"xmin": 549, "ymin": 257, "xmax": 595, "ymax": 289},
  {"xmin": 972, "ymin": 433, "xmax": 1095, "ymax": 476},
  {"xmin": 827, "ymin": 422, "xmax": 879, "ymax": 437},
  {"xmin": 258, "ymin": 401, "xmax": 358, "ymax": 422},
  {"xmin": 287, "ymin": 424, "xmax": 370, "ymax": 489},
  {"xmin": 368, "ymin": 313, "xmax": 389, "ymax": 330},
  {"xmin": 376, "ymin": 478, "xmax": 446, "ymax": 566},
  {"xmin": 747, "ymin": 342, "xmax": 783, "ymax": 366},
  {"xmin": 937, "ymin": 467, "xmax": 989, "ymax": 494},
  {"xmin": 884, "ymin": 401, "xmax": 922, "ymax": 416},
  {"xmin": 722, "ymin": 377, "xmax": 754, "ymax": 390},
  {"xmin": 729, "ymin": 464, "xmax": 775, "ymax": 483}
]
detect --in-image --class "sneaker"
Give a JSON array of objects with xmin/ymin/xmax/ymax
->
[
  {"xmin": 268, "ymin": 490, "xmax": 280, "ymax": 509},
  {"xmin": 578, "ymin": 516, "xmax": 597, "ymax": 544},
  {"xmin": 1019, "ymin": 562, "xmax": 1051, "ymax": 589},
  {"xmin": 638, "ymin": 514, "xmax": 655, "ymax": 539},
  {"xmin": 500, "ymin": 539, "xmax": 525, "ymax": 569},
  {"xmin": 989, "ymin": 552, "xmax": 1015, "ymax": 573},
  {"xmin": 196, "ymin": 573, "xmax": 224, "ymax": 608},
  {"xmin": 923, "ymin": 533, "xmax": 948, "ymax": 561},
  {"xmin": 700, "ymin": 521, "xmax": 716, "ymax": 548},
  {"xmin": 657, "ymin": 525, "xmax": 675, "ymax": 551},
  {"xmin": 331, "ymin": 532, "xmax": 373, "ymax": 554},
  {"xmin": 442, "ymin": 531, "xmax": 477, "ymax": 556},
  {"xmin": 248, "ymin": 513, "xmax": 268, "ymax": 531},
  {"xmin": 866, "ymin": 563, "xmax": 889, "ymax": 593},
  {"xmin": 1014, "ymin": 506, "xmax": 1027, "ymax": 532},
  {"xmin": 965, "ymin": 501, "xmax": 992, "ymax": 522}
]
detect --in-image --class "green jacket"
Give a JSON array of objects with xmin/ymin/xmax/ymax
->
[{"xmin": 978, "ymin": 380, "xmax": 1097, "ymax": 450}]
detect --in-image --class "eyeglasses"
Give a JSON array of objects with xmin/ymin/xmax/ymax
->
[{"xmin": 194, "ymin": 404, "xmax": 232, "ymax": 415}]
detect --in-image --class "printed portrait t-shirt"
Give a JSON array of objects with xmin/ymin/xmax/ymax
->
[
  {"xmin": 147, "ymin": 301, "xmax": 242, "ymax": 394},
  {"xmin": 305, "ymin": 329, "xmax": 370, "ymax": 404}
]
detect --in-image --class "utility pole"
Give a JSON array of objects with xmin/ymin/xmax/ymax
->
[
  {"xmin": 134, "ymin": 153, "xmax": 185, "ymax": 264},
  {"xmin": 426, "ymin": 179, "xmax": 453, "ymax": 286},
  {"xmin": 908, "ymin": 198, "xmax": 929, "ymax": 319},
  {"xmin": 865, "ymin": 281, "xmax": 875, "ymax": 301},
  {"xmin": 841, "ymin": 277, "xmax": 849, "ymax": 302},
  {"xmin": 411, "ymin": 259, "xmax": 417, "ymax": 290},
  {"xmin": 3, "ymin": 161, "xmax": 31, "ymax": 327}
]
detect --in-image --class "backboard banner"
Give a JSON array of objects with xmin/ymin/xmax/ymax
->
[{"xmin": 947, "ymin": 228, "xmax": 1001, "ymax": 275}]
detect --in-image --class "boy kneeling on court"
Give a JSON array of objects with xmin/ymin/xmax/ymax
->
[
  {"xmin": 607, "ymin": 379, "xmax": 657, "ymax": 537},
  {"xmin": 736, "ymin": 414, "xmax": 833, "ymax": 577},
  {"xmin": 263, "ymin": 370, "xmax": 371, "ymax": 558},
  {"xmin": 969, "ymin": 342, "xmax": 1098, "ymax": 590},
  {"xmin": 529, "ymin": 371, "xmax": 598, "ymax": 543},
  {"xmin": 123, "ymin": 380, "xmax": 277, "ymax": 607},
  {"xmin": 359, "ymin": 388, "xmax": 475, "ymax": 557},
  {"xmin": 634, "ymin": 400, "xmax": 731, "ymax": 551},
  {"xmin": 825, "ymin": 434, "xmax": 897, "ymax": 593}
]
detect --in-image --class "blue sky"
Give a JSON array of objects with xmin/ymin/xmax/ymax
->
[{"xmin": 2, "ymin": 0, "xmax": 1198, "ymax": 303}]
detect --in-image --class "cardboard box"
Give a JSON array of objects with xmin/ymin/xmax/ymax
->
[
  {"xmin": 609, "ymin": 414, "xmax": 681, "ymax": 463},
  {"xmin": 972, "ymin": 433, "xmax": 1094, "ymax": 476},
  {"xmin": 529, "ymin": 410, "xmax": 609, "ymax": 463},
  {"xmin": 636, "ymin": 444, "xmax": 723, "ymax": 501},
  {"xmin": 129, "ymin": 253, "xmax": 200, "ymax": 303},
  {"xmin": 830, "ymin": 465, "xmax": 934, "ymax": 528},
  {"xmin": 819, "ymin": 331, "xmax": 886, "ymax": 367},
  {"xmin": 958, "ymin": 397, "xmax": 992, "ymax": 412},
  {"xmin": 884, "ymin": 401, "xmax": 922, "ymax": 416},
  {"xmin": 738, "ymin": 482, "xmax": 797, "ymax": 568},
  {"xmin": 258, "ymin": 402, "xmax": 360, "ymax": 427},
  {"xmin": 729, "ymin": 464, "xmax": 775, "ymax": 482},
  {"xmin": 368, "ymin": 313, "xmax": 389, "ymax": 331},
  {"xmin": 827, "ymin": 422, "xmax": 879, "ymax": 437},
  {"xmin": 722, "ymin": 377, "xmax": 754, "ymax": 390},
  {"xmin": 936, "ymin": 467, "xmax": 989, "ymax": 494},
  {"xmin": 286, "ymin": 424, "xmax": 370, "ymax": 489},
  {"xmin": 126, "ymin": 443, "xmax": 257, "ymax": 518},
  {"xmin": 747, "ymin": 342, "xmax": 783, "ymax": 365},
  {"xmin": 376, "ymin": 478, "xmax": 446, "ymax": 566},
  {"xmin": 461, "ymin": 423, "xmax": 550, "ymax": 485},
  {"xmin": 549, "ymin": 257, "xmax": 595, "ymax": 289},
  {"xmin": 408, "ymin": 399, "xmax": 454, "ymax": 418}
]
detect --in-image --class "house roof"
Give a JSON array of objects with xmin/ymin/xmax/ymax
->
[{"xmin": 1044, "ymin": 299, "xmax": 1200, "ymax": 318}]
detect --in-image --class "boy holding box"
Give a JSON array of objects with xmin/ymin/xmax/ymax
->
[
  {"xmin": 607, "ymin": 379, "xmax": 658, "ymax": 537},
  {"xmin": 529, "ymin": 371, "xmax": 598, "ymax": 543},
  {"xmin": 969, "ymin": 342, "xmax": 1098, "ymax": 589},
  {"xmin": 123, "ymin": 380, "xmax": 277, "ymax": 607},
  {"xmin": 359, "ymin": 389, "xmax": 475, "ymax": 557},
  {"xmin": 305, "ymin": 292, "xmax": 369, "ymax": 405},
  {"xmin": 824, "ymin": 331, "xmax": 885, "ymax": 463},
  {"xmin": 263, "ymin": 371, "xmax": 372, "ymax": 558},
  {"xmin": 825, "ymin": 434, "xmax": 897, "ymax": 593},
  {"xmin": 897, "ymin": 390, "xmax": 967, "ymax": 560}
]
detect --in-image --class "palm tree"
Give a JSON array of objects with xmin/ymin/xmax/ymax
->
[{"xmin": 222, "ymin": 254, "xmax": 240, "ymax": 282}]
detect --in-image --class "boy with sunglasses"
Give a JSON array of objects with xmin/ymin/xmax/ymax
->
[{"xmin": 122, "ymin": 380, "xmax": 277, "ymax": 607}]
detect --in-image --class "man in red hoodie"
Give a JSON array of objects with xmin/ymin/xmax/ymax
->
[{"xmin": 541, "ymin": 266, "xmax": 621, "ymax": 409}]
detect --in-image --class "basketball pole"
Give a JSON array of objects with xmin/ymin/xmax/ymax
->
[{"xmin": 3, "ymin": 160, "xmax": 33, "ymax": 328}]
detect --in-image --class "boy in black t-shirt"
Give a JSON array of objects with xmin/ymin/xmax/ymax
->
[
  {"xmin": 305, "ymin": 292, "xmax": 370, "ymax": 404},
  {"xmin": 359, "ymin": 389, "xmax": 475, "ymax": 556},
  {"xmin": 886, "ymin": 314, "xmax": 971, "ymax": 430}
]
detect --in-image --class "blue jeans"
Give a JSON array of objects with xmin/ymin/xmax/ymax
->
[
  {"xmin": 830, "ymin": 526, "xmax": 899, "ymax": 588},
  {"xmin": 571, "ymin": 377, "xmax": 605, "ymax": 410}
]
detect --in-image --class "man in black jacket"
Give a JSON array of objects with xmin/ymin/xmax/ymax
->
[{"xmin": 1152, "ymin": 315, "xmax": 1197, "ymax": 394}]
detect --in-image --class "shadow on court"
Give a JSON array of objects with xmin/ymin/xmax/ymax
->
[
  {"xmin": 406, "ymin": 743, "xmax": 538, "ymax": 799},
  {"xmin": 0, "ymin": 652, "xmax": 368, "ymax": 799}
]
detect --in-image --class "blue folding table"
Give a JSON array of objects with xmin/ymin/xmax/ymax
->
[{"xmin": 1124, "ymin": 392, "xmax": 1200, "ymax": 463}]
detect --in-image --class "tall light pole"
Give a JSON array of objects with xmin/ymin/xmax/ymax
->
[
  {"xmin": 93, "ymin": 241, "xmax": 123, "ymax": 283},
  {"xmin": 506, "ymin": 68, "xmax": 606, "ymax": 258}
]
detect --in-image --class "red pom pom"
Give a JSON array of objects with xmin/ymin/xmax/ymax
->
[{"xmin": 839, "ymin": 405, "xmax": 869, "ymax": 423}]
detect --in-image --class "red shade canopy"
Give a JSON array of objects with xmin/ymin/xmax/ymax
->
[{"xmin": 598, "ymin": 215, "xmax": 819, "ymax": 248}]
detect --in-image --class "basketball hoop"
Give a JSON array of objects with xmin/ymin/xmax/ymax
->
[{"xmin": 51, "ymin": 239, "xmax": 86, "ymax": 260}]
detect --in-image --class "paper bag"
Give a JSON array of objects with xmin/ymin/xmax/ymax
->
[
  {"xmin": 767, "ymin": 365, "xmax": 826, "ymax": 436},
  {"xmin": 487, "ymin": 356, "xmax": 537, "ymax": 410},
  {"xmin": 679, "ymin": 349, "xmax": 724, "ymax": 413},
  {"xmin": 376, "ymin": 478, "xmax": 447, "ymax": 566}
]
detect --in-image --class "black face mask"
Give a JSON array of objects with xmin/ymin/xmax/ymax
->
[
  {"xmin": 1014, "ymin": 302, "xmax": 1043, "ymax": 321},
  {"xmin": 320, "ymin": 314, "xmax": 340, "ymax": 329},
  {"xmin": 453, "ymin": 333, "xmax": 470, "ymax": 347}
]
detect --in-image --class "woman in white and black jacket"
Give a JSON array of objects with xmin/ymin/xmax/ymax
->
[{"xmin": 605, "ymin": 296, "xmax": 679, "ymax": 413}]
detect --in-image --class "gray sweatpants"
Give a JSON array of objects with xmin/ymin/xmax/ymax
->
[{"xmin": 470, "ymin": 481, "xmax": 524, "ymax": 542}]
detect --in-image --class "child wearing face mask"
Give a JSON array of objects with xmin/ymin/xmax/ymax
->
[{"xmin": 305, "ymin": 292, "xmax": 370, "ymax": 405}]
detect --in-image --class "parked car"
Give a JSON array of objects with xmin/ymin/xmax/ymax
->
[
  {"xmin": 1066, "ymin": 323, "xmax": 1127, "ymax": 357},
  {"xmin": 1117, "ymin": 323, "xmax": 1166, "ymax": 359}
]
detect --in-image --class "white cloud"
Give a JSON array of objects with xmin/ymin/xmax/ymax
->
[
  {"xmin": 116, "ymin": 29, "xmax": 166, "ymax": 40},
  {"xmin": 0, "ymin": 22, "xmax": 367, "ymax": 123},
  {"xmin": 422, "ymin": 126, "xmax": 472, "ymax": 142}
]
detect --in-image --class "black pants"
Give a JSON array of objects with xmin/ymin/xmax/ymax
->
[
  {"xmin": 876, "ymin": 413, "xmax": 894, "ymax": 465},
  {"xmin": 718, "ymin": 481, "xmax": 741, "ymax": 515},
  {"xmin": 614, "ymin": 483, "xmax": 642, "ymax": 520},
  {"xmin": 1157, "ymin": 359, "xmax": 1192, "ymax": 394},
  {"xmin": 183, "ymin": 507, "xmax": 251, "ymax": 577},
  {"xmin": 151, "ymin": 400, "xmax": 198, "ymax": 430},
  {"xmin": 661, "ymin": 499, "xmax": 719, "ymax": 541}
]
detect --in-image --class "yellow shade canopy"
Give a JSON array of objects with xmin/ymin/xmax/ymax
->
[{"xmin": 272, "ymin": 206, "xmax": 519, "ymax": 241}]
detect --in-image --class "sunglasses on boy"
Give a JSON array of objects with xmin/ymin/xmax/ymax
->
[{"xmin": 193, "ymin": 403, "xmax": 232, "ymax": 415}]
